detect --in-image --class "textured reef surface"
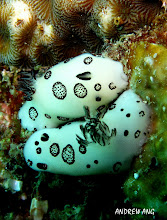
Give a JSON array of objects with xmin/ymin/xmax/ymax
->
[{"xmin": 0, "ymin": 0, "xmax": 167, "ymax": 219}]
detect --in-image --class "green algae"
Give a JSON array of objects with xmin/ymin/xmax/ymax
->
[{"xmin": 124, "ymin": 42, "xmax": 167, "ymax": 217}]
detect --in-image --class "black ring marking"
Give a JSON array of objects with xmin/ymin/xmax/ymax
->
[
  {"xmin": 29, "ymin": 107, "xmax": 38, "ymax": 121},
  {"xmin": 74, "ymin": 83, "xmax": 87, "ymax": 98},
  {"xmin": 109, "ymin": 82, "xmax": 116, "ymax": 90},
  {"xmin": 94, "ymin": 83, "xmax": 101, "ymax": 91},
  {"xmin": 45, "ymin": 114, "xmax": 51, "ymax": 119},
  {"xmin": 50, "ymin": 143, "xmax": 60, "ymax": 157},
  {"xmin": 44, "ymin": 70, "xmax": 52, "ymax": 79},
  {"xmin": 113, "ymin": 162, "xmax": 122, "ymax": 172},
  {"xmin": 52, "ymin": 82, "xmax": 67, "ymax": 100},
  {"xmin": 139, "ymin": 111, "xmax": 145, "ymax": 117},
  {"xmin": 36, "ymin": 147, "xmax": 41, "ymax": 154},
  {"xmin": 79, "ymin": 145, "xmax": 87, "ymax": 154},
  {"xmin": 134, "ymin": 130, "xmax": 141, "ymax": 138},
  {"xmin": 84, "ymin": 57, "xmax": 93, "ymax": 64},
  {"xmin": 62, "ymin": 144, "xmax": 75, "ymax": 165}
]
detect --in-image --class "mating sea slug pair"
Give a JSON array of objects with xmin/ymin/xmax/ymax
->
[{"xmin": 19, "ymin": 53, "xmax": 151, "ymax": 176}]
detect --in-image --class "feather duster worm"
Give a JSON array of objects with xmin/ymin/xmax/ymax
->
[
  {"xmin": 91, "ymin": 0, "xmax": 163, "ymax": 39},
  {"xmin": 29, "ymin": 22, "xmax": 58, "ymax": 66},
  {"xmin": 0, "ymin": 0, "xmax": 37, "ymax": 66},
  {"xmin": 52, "ymin": 29, "xmax": 86, "ymax": 61},
  {"xmin": 52, "ymin": 0, "xmax": 102, "ymax": 56},
  {"xmin": 25, "ymin": 0, "xmax": 52, "ymax": 22},
  {"xmin": 0, "ymin": 2, "xmax": 20, "ymax": 65}
]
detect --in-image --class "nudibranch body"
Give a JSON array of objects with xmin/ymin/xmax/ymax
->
[
  {"xmin": 19, "ymin": 53, "xmax": 128, "ymax": 131},
  {"xmin": 24, "ymin": 90, "xmax": 151, "ymax": 176}
]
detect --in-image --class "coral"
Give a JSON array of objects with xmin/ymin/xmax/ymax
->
[
  {"xmin": 29, "ymin": 21, "xmax": 57, "ymax": 66},
  {"xmin": 0, "ymin": 1, "xmax": 20, "ymax": 65},
  {"xmin": 0, "ymin": 0, "xmax": 102, "ymax": 66},
  {"xmin": 91, "ymin": 0, "xmax": 163, "ymax": 39},
  {"xmin": 26, "ymin": 0, "xmax": 52, "ymax": 22},
  {"xmin": 51, "ymin": 0, "xmax": 103, "ymax": 57},
  {"xmin": 0, "ymin": 0, "xmax": 164, "ymax": 66},
  {"xmin": 30, "ymin": 198, "xmax": 48, "ymax": 220},
  {"xmin": 124, "ymin": 41, "xmax": 167, "ymax": 218}
]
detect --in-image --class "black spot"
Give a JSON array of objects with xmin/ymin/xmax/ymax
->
[
  {"xmin": 44, "ymin": 70, "xmax": 52, "ymax": 79},
  {"xmin": 84, "ymin": 56, "xmax": 93, "ymax": 64},
  {"xmin": 111, "ymin": 128, "xmax": 117, "ymax": 136},
  {"xmin": 36, "ymin": 147, "xmax": 41, "ymax": 154},
  {"xmin": 64, "ymin": 58, "xmax": 71, "ymax": 63},
  {"xmin": 37, "ymin": 163, "xmax": 48, "ymax": 170},
  {"xmin": 76, "ymin": 71, "xmax": 91, "ymax": 80},
  {"xmin": 134, "ymin": 130, "xmax": 141, "ymax": 138},
  {"xmin": 35, "ymin": 141, "xmax": 39, "ymax": 145},
  {"xmin": 109, "ymin": 82, "xmax": 116, "ymax": 90},
  {"xmin": 50, "ymin": 143, "xmax": 60, "ymax": 157},
  {"xmin": 126, "ymin": 113, "xmax": 131, "ymax": 117},
  {"xmin": 86, "ymin": 164, "xmax": 91, "ymax": 168},
  {"xmin": 52, "ymin": 82, "xmax": 67, "ymax": 100},
  {"xmin": 62, "ymin": 145, "xmax": 75, "ymax": 165},
  {"xmin": 29, "ymin": 107, "xmax": 38, "ymax": 121},
  {"xmin": 136, "ymin": 100, "xmax": 140, "ymax": 103},
  {"xmin": 113, "ymin": 162, "xmax": 122, "ymax": 172},
  {"xmin": 41, "ymin": 133, "xmax": 49, "ymax": 142},
  {"xmin": 96, "ymin": 97, "xmax": 101, "ymax": 102},
  {"xmin": 27, "ymin": 159, "xmax": 33, "ymax": 166},
  {"xmin": 27, "ymin": 97, "xmax": 33, "ymax": 101},
  {"xmin": 139, "ymin": 111, "xmax": 145, "ymax": 117},
  {"xmin": 57, "ymin": 116, "xmax": 70, "ymax": 121},
  {"xmin": 149, "ymin": 157, "xmax": 158, "ymax": 169},
  {"xmin": 109, "ymin": 103, "xmax": 116, "ymax": 110},
  {"xmin": 45, "ymin": 114, "xmax": 51, "ymax": 119},
  {"xmin": 97, "ymin": 105, "xmax": 105, "ymax": 112},
  {"xmin": 45, "ymin": 126, "xmax": 47, "ymax": 128},
  {"xmin": 74, "ymin": 83, "xmax": 87, "ymax": 98},
  {"xmin": 34, "ymin": 128, "xmax": 37, "ymax": 131},
  {"xmin": 94, "ymin": 160, "xmax": 98, "ymax": 164},
  {"xmin": 94, "ymin": 83, "xmax": 101, "ymax": 91},
  {"xmin": 79, "ymin": 145, "xmax": 87, "ymax": 154},
  {"xmin": 124, "ymin": 130, "xmax": 129, "ymax": 136},
  {"xmin": 120, "ymin": 108, "xmax": 124, "ymax": 111}
]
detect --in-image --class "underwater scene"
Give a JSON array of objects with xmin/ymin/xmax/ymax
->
[{"xmin": 0, "ymin": 0, "xmax": 167, "ymax": 219}]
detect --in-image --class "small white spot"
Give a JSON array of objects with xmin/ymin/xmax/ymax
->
[
  {"xmin": 134, "ymin": 173, "xmax": 139, "ymax": 179},
  {"xmin": 162, "ymin": 106, "xmax": 166, "ymax": 112},
  {"xmin": 153, "ymin": 53, "xmax": 157, "ymax": 58},
  {"xmin": 134, "ymin": 190, "xmax": 138, "ymax": 195},
  {"xmin": 144, "ymin": 56, "xmax": 154, "ymax": 66},
  {"xmin": 150, "ymin": 76, "xmax": 154, "ymax": 82}
]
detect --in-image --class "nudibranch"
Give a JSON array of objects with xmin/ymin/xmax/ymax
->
[
  {"xmin": 18, "ymin": 53, "xmax": 128, "ymax": 131},
  {"xmin": 23, "ymin": 90, "xmax": 151, "ymax": 175}
]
